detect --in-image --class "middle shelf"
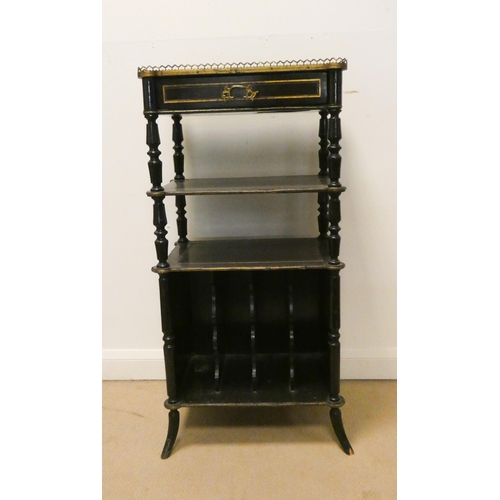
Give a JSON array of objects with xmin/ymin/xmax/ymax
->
[{"xmin": 157, "ymin": 174, "xmax": 346, "ymax": 196}]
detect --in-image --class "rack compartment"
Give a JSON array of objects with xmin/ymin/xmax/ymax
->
[{"xmin": 167, "ymin": 269, "xmax": 331, "ymax": 405}]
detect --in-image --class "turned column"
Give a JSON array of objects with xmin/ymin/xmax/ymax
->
[
  {"xmin": 159, "ymin": 272, "xmax": 180, "ymax": 459},
  {"xmin": 328, "ymin": 270, "xmax": 342, "ymax": 402},
  {"xmin": 326, "ymin": 68, "xmax": 343, "ymax": 264},
  {"xmin": 143, "ymin": 78, "xmax": 169, "ymax": 269},
  {"xmin": 159, "ymin": 274, "xmax": 178, "ymax": 403},
  {"xmin": 142, "ymin": 78, "xmax": 176, "ymax": 402},
  {"xmin": 327, "ymin": 106, "xmax": 342, "ymax": 265},
  {"xmin": 145, "ymin": 111, "xmax": 169, "ymax": 269}
]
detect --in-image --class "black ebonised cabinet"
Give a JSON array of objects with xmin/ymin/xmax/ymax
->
[{"xmin": 138, "ymin": 59, "xmax": 353, "ymax": 458}]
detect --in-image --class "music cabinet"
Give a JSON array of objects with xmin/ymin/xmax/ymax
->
[{"xmin": 138, "ymin": 58, "xmax": 353, "ymax": 458}]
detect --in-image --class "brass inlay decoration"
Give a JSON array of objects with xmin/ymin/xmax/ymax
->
[
  {"xmin": 138, "ymin": 58, "xmax": 347, "ymax": 77},
  {"xmin": 162, "ymin": 79, "xmax": 321, "ymax": 104},
  {"xmin": 221, "ymin": 84, "xmax": 258, "ymax": 102}
]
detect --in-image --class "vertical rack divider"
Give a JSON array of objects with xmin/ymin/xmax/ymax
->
[
  {"xmin": 288, "ymin": 271, "xmax": 295, "ymax": 392},
  {"xmin": 210, "ymin": 272, "xmax": 221, "ymax": 392},
  {"xmin": 249, "ymin": 273, "xmax": 257, "ymax": 392}
]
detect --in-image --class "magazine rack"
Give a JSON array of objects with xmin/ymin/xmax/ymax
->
[{"xmin": 138, "ymin": 59, "xmax": 353, "ymax": 458}]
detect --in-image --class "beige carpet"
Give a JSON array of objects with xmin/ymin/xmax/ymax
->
[{"xmin": 103, "ymin": 380, "xmax": 396, "ymax": 499}]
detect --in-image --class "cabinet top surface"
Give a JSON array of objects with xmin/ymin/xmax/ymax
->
[{"xmin": 137, "ymin": 58, "xmax": 347, "ymax": 78}]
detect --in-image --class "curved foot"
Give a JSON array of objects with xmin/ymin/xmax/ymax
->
[
  {"xmin": 329, "ymin": 408, "xmax": 354, "ymax": 455},
  {"xmin": 161, "ymin": 409, "xmax": 180, "ymax": 459}
]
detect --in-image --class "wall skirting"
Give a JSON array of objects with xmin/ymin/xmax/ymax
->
[{"xmin": 102, "ymin": 348, "xmax": 396, "ymax": 380}]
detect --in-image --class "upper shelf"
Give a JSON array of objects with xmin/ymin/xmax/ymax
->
[{"xmin": 148, "ymin": 175, "xmax": 345, "ymax": 197}]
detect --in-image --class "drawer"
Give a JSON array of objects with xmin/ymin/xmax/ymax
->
[{"xmin": 155, "ymin": 71, "xmax": 328, "ymax": 113}]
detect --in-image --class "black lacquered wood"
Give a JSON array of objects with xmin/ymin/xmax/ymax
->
[
  {"xmin": 327, "ymin": 109, "xmax": 342, "ymax": 188},
  {"xmin": 145, "ymin": 112, "xmax": 163, "ymax": 192},
  {"xmin": 154, "ymin": 238, "xmax": 344, "ymax": 273},
  {"xmin": 153, "ymin": 71, "xmax": 329, "ymax": 114},
  {"xmin": 142, "ymin": 78, "xmax": 157, "ymax": 113},
  {"xmin": 177, "ymin": 353, "xmax": 329, "ymax": 405},
  {"xmin": 317, "ymin": 192, "xmax": 329, "ymax": 239},
  {"xmin": 172, "ymin": 114, "xmax": 185, "ymax": 181},
  {"xmin": 317, "ymin": 110, "xmax": 330, "ymax": 238},
  {"xmin": 328, "ymin": 193, "xmax": 341, "ymax": 265},
  {"xmin": 171, "ymin": 114, "xmax": 188, "ymax": 243},
  {"xmin": 140, "ymin": 60, "xmax": 351, "ymax": 458},
  {"xmin": 249, "ymin": 276, "xmax": 257, "ymax": 392},
  {"xmin": 210, "ymin": 272, "xmax": 221, "ymax": 392},
  {"xmin": 318, "ymin": 110, "xmax": 329, "ymax": 177},
  {"xmin": 159, "ymin": 275, "xmax": 177, "ymax": 402},
  {"xmin": 328, "ymin": 270, "xmax": 341, "ymax": 401},
  {"xmin": 157, "ymin": 175, "xmax": 345, "ymax": 196},
  {"xmin": 175, "ymin": 195, "xmax": 188, "ymax": 243},
  {"xmin": 327, "ymin": 68, "xmax": 343, "ymax": 107},
  {"xmin": 330, "ymin": 408, "xmax": 354, "ymax": 455},
  {"xmin": 166, "ymin": 270, "xmax": 329, "ymax": 405},
  {"xmin": 144, "ymin": 110, "xmax": 169, "ymax": 268},
  {"xmin": 287, "ymin": 272, "xmax": 295, "ymax": 391},
  {"xmin": 152, "ymin": 196, "xmax": 169, "ymax": 269},
  {"xmin": 161, "ymin": 409, "xmax": 180, "ymax": 459}
]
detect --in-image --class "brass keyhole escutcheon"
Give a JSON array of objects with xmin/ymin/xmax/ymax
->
[{"xmin": 221, "ymin": 84, "xmax": 259, "ymax": 102}]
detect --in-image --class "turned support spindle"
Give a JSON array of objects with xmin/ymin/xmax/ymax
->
[
  {"xmin": 327, "ymin": 106, "xmax": 343, "ymax": 264},
  {"xmin": 172, "ymin": 114, "xmax": 185, "ymax": 181},
  {"xmin": 317, "ymin": 110, "xmax": 329, "ymax": 239},
  {"xmin": 318, "ymin": 109, "xmax": 329, "ymax": 177},
  {"xmin": 159, "ymin": 275, "xmax": 178, "ymax": 403},
  {"xmin": 172, "ymin": 114, "xmax": 188, "ymax": 243},
  {"xmin": 327, "ymin": 268, "xmax": 353, "ymax": 455},
  {"xmin": 159, "ymin": 276, "xmax": 179, "ymax": 459},
  {"xmin": 328, "ymin": 192, "xmax": 341, "ymax": 266},
  {"xmin": 146, "ymin": 112, "xmax": 163, "ymax": 192},
  {"xmin": 327, "ymin": 108, "xmax": 342, "ymax": 188},
  {"xmin": 175, "ymin": 196, "xmax": 188, "ymax": 244},
  {"xmin": 152, "ymin": 196, "xmax": 169, "ymax": 268},
  {"xmin": 328, "ymin": 270, "xmax": 341, "ymax": 402},
  {"xmin": 145, "ymin": 111, "xmax": 169, "ymax": 268}
]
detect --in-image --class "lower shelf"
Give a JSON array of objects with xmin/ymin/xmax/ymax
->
[
  {"xmin": 177, "ymin": 352, "xmax": 330, "ymax": 406},
  {"xmin": 155, "ymin": 238, "xmax": 344, "ymax": 272}
]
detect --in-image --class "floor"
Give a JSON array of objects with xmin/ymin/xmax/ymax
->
[{"xmin": 103, "ymin": 380, "xmax": 396, "ymax": 500}]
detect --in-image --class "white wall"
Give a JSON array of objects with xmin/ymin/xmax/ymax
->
[{"xmin": 102, "ymin": 0, "xmax": 396, "ymax": 379}]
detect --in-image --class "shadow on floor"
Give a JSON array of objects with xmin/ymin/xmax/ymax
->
[{"xmin": 168, "ymin": 381, "xmax": 395, "ymax": 452}]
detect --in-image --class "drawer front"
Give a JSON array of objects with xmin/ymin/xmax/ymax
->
[{"xmin": 156, "ymin": 71, "xmax": 328, "ymax": 112}]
